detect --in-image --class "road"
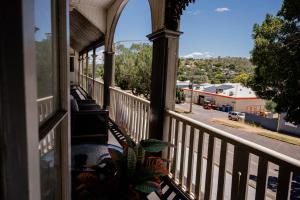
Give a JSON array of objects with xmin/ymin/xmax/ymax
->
[
  {"xmin": 175, "ymin": 103, "xmax": 300, "ymax": 161},
  {"xmin": 172, "ymin": 103, "xmax": 300, "ymax": 199}
]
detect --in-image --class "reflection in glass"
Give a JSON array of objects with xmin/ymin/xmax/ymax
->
[
  {"xmin": 39, "ymin": 130, "xmax": 58, "ymax": 200},
  {"xmin": 35, "ymin": 0, "xmax": 58, "ymax": 124}
]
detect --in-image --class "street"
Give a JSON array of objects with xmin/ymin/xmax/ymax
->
[
  {"xmin": 175, "ymin": 103, "xmax": 300, "ymax": 161},
  {"xmin": 173, "ymin": 103, "xmax": 300, "ymax": 199}
]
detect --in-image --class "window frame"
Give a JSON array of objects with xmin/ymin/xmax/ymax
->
[{"xmin": 0, "ymin": 0, "xmax": 70, "ymax": 200}]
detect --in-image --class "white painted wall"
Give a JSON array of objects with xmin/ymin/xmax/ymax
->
[{"xmin": 183, "ymin": 89, "xmax": 266, "ymax": 112}]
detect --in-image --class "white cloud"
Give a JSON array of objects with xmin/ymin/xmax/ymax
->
[
  {"xmin": 215, "ymin": 7, "xmax": 230, "ymax": 13},
  {"xmin": 182, "ymin": 52, "xmax": 214, "ymax": 59},
  {"xmin": 186, "ymin": 10, "xmax": 201, "ymax": 16}
]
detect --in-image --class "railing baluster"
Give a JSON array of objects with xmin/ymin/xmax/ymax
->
[
  {"xmin": 123, "ymin": 95, "xmax": 126, "ymax": 128},
  {"xmin": 126, "ymin": 96, "xmax": 130, "ymax": 133},
  {"xmin": 216, "ymin": 140, "xmax": 227, "ymax": 200},
  {"xmin": 204, "ymin": 135, "xmax": 215, "ymax": 200},
  {"xmin": 276, "ymin": 166, "xmax": 291, "ymax": 200},
  {"xmin": 186, "ymin": 127, "xmax": 195, "ymax": 194},
  {"xmin": 255, "ymin": 157, "xmax": 268, "ymax": 200},
  {"xmin": 172, "ymin": 120, "xmax": 179, "ymax": 179},
  {"xmin": 129, "ymin": 98, "xmax": 133, "ymax": 135},
  {"xmin": 134, "ymin": 100, "xmax": 138, "ymax": 141},
  {"xmin": 115, "ymin": 92, "xmax": 119, "ymax": 122},
  {"xmin": 138, "ymin": 102, "xmax": 143, "ymax": 142},
  {"xmin": 141, "ymin": 104, "xmax": 145, "ymax": 140},
  {"xmin": 179, "ymin": 123, "xmax": 187, "ymax": 185},
  {"xmin": 146, "ymin": 106, "xmax": 150, "ymax": 138},
  {"xmin": 167, "ymin": 116, "xmax": 173, "ymax": 171},
  {"xmin": 137, "ymin": 102, "xmax": 141, "ymax": 141},
  {"xmin": 231, "ymin": 147, "xmax": 250, "ymax": 200},
  {"xmin": 122, "ymin": 94, "xmax": 125, "ymax": 127},
  {"xmin": 195, "ymin": 130, "xmax": 204, "ymax": 200},
  {"xmin": 135, "ymin": 101, "xmax": 139, "ymax": 142},
  {"xmin": 132, "ymin": 99, "xmax": 135, "ymax": 137}
]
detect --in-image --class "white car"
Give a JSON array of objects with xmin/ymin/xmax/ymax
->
[{"xmin": 228, "ymin": 112, "xmax": 245, "ymax": 121}]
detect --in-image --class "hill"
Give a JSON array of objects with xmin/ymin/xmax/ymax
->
[{"xmin": 178, "ymin": 57, "xmax": 255, "ymax": 84}]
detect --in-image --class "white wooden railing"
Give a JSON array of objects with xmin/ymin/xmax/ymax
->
[
  {"xmin": 80, "ymin": 76, "xmax": 104, "ymax": 107},
  {"xmin": 109, "ymin": 87, "xmax": 150, "ymax": 142},
  {"xmin": 81, "ymin": 74, "xmax": 87, "ymax": 91},
  {"xmin": 165, "ymin": 109, "xmax": 300, "ymax": 200},
  {"xmin": 37, "ymin": 95, "xmax": 54, "ymax": 123},
  {"xmin": 93, "ymin": 79, "xmax": 104, "ymax": 107}
]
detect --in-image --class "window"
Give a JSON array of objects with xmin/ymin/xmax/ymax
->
[
  {"xmin": 34, "ymin": 1, "xmax": 63, "ymax": 199},
  {"xmin": 35, "ymin": 0, "xmax": 58, "ymax": 125}
]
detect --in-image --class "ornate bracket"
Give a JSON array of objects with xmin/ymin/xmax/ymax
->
[{"xmin": 165, "ymin": 0, "xmax": 195, "ymax": 31}]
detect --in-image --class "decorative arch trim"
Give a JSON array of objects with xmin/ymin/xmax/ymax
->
[
  {"xmin": 105, "ymin": 0, "xmax": 129, "ymax": 52},
  {"xmin": 165, "ymin": 0, "xmax": 196, "ymax": 31}
]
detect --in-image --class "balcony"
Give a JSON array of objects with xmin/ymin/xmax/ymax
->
[
  {"xmin": 52, "ymin": 75, "xmax": 300, "ymax": 199},
  {"xmin": 2, "ymin": 0, "xmax": 299, "ymax": 199}
]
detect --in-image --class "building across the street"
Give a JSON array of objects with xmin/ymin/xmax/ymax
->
[{"xmin": 182, "ymin": 83, "xmax": 266, "ymax": 112}]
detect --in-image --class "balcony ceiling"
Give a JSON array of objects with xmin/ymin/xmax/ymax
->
[
  {"xmin": 70, "ymin": 0, "xmax": 116, "ymax": 52},
  {"xmin": 70, "ymin": 0, "xmax": 113, "ymax": 8},
  {"xmin": 70, "ymin": 9, "xmax": 104, "ymax": 52}
]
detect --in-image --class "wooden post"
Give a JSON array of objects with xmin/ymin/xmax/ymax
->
[
  {"xmin": 147, "ymin": 28, "xmax": 181, "ymax": 140},
  {"xmin": 81, "ymin": 55, "xmax": 84, "ymax": 86},
  {"xmin": 103, "ymin": 51, "xmax": 115, "ymax": 109},
  {"xmin": 78, "ymin": 55, "xmax": 81, "ymax": 85},
  {"xmin": 92, "ymin": 48, "xmax": 97, "ymax": 97},
  {"xmin": 85, "ymin": 53, "xmax": 89, "ymax": 92}
]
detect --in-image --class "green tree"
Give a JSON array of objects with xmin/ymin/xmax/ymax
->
[
  {"xmin": 115, "ymin": 43, "xmax": 152, "ymax": 99},
  {"xmin": 36, "ymin": 37, "xmax": 53, "ymax": 98},
  {"xmin": 95, "ymin": 64, "xmax": 104, "ymax": 79},
  {"xmin": 265, "ymin": 100, "xmax": 277, "ymax": 113},
  {"xmin": 250, "ymin": 0, "xmax": 300, "ymax": 124},
  {"xmin": 233, "ymin": 73, "xmax": 252, "ymax": 86}
]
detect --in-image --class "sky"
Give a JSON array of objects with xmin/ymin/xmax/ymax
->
[
  {"xmin": 35, "ymin": 0, "xmax": 52, "ymax": 41},
  {"xmin": 114, "ymin": 0, "xmax": 283, "ymax": 58}
]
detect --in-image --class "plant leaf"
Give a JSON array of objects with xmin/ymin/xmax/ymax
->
[
  {"xmin": 127, "ymin": 147, "xmax": 137, "ymax": 176},
  {"xmin": 140, "ymin": 139, "xmax": 171, "ymax": 152},
  {"xmin": 144, "ymin": 157, "xmax": 169, "ymax": 176},
  {"xmin": 134, "ymin": 144, "xmax": 145, "ymax": 166},
  {"xmin": 135, "ymin": 181, "xmax": 161, "ymax": 194}
]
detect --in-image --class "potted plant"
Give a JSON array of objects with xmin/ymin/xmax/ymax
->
[{"xmin": 109, "ymin": 137, "xmax": 172, "ymax": 199}]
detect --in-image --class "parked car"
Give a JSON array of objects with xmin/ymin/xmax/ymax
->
[{"xmin": 228, "ymin": 111, "xmax": 245, "ymax": 121}]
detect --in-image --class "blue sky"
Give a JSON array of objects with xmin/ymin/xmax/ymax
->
[
  {"xmin": 34, "ymin": 0, "xmax": 52, "ymax": 41},
  {"xmin": 114, "ymin": 0, "xmax": 283, "ymax": 58}
]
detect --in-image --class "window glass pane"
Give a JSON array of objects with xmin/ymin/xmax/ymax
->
[
  {"xmin": 35, "ymin": 0, "xmax": 58, "ymax": 125},
  {"xmin": 39, "ymin": 128, "xmax": 59, "ymax": 200}
]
